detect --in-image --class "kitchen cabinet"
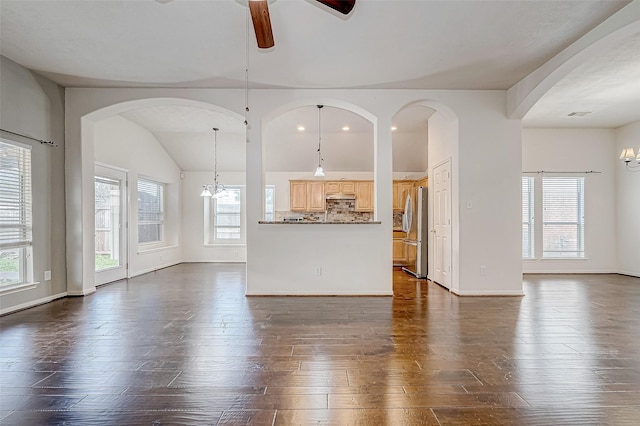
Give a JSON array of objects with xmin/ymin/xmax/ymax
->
[
  {"xmin": 290, "ymin": 181, "xmax": 307, "ymax": 211},
  {"xmin": 393, "ymin": 231, "xmax": 407, "ymax": 265},
  {"xmin": 307, "ymin": 181, "xmax": 326, "ymax": 211},
  {"xmin": 393, "ymin": 180, "xmax": 414, "ymax": 211},
  {"xmin": 290, "ymin": 180, "xmax": 325, "ymax": 212},
  {"xmin": 355, "ymin": 181, "xmax": 374, "ymax": 212},
  {"xmin": 415, "ymin": 176, "xmax": 429, "ymax": 188},
  {"xmin": 325, "ymin": 181, "xmax": 356, "ymax": 194}
]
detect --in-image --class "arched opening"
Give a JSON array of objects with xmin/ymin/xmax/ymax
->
[
  {"xmin": 72, "ymin": 98, "xmax": 246, "ymax": 291},
  {"xmin": 392, "ymin": 100, "xmax": 459, "ymax": 292}
]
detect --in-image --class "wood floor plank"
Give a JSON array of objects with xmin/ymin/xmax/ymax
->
[{"xmin": 1, "ymin": 264, "xmax": 639, "ymax": 423}]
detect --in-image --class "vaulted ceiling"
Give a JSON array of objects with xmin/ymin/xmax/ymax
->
[{"xmin": 1, "ymin": 0, "xmax": 638, "ymax": 171}]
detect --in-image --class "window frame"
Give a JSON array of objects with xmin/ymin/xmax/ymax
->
[
  {"xmin": 204, "ymin": 185, "xmax": 245, "ymax": 245},
  {"xmin": 0, "ymin": 138, "xmax": 34, "ymax": 288},
  {"xmin": 541, "ymin": 176, "xmax": 585, "ymax": 259},
  {"xmin": 137, "ymin": 177, "xmax": 165, "ymax": 246}
]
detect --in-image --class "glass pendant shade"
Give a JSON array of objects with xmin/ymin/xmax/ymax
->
[
  {"xmin": 619, "ymin": 148, "xmax": 636, "ymax": 162},
  {"xmin": 200, "ymin": 186, "xmax": 213, "ymax": 197},
  {"xmin": 314, "ymin": 165, "xmax": 325, "ymax": 177}
]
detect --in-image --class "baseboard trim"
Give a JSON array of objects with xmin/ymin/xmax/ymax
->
[
  {"xmin": 182, "ymin": 259, "xmax": 246, "ymax": 263},
  {"xmin": 1, "ymin": 292, "xmax": 68, "ymax": 316},
  {"xmin": 246, "ymin": 291, "xmax": 394, "ymax": 297},
  {"xmin": 67, "ymin": 287, "xmax": 96, "ymax": 297},
  {"xmin": 451, "ymin": 289, "xmax": 524, "ymax": 297},
  {"xmin": 617, "ymin": 271, "xmax": 640, "ymax": 278},
  {"xmin": 130, "ymin": 261, "xmax": 182, "ymax": 278}
]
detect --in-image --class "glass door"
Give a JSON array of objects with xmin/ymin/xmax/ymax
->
[{"xmin": 94, "ymin": 165, "xmax": 128, "ymax": 285}]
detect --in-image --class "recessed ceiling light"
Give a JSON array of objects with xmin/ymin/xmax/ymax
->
[
  {"xmin": 567, "ymin": 111, "xmax": 591, "ymax": 117},
  {"xmin": 342, "ymin": 126, "xmax": 350, "ymax": 131},
  {"xmin": 391, "ymin": 126, "xmax": 398, "ymax": 131},
  {"xmin": 297, "ymin": 126, "xmax": 305, "ymax": 131}
]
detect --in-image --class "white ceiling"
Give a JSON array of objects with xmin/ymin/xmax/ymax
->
[{"xmin": 1, "ymin": 0, "xmax": 638, "ymax": 171}]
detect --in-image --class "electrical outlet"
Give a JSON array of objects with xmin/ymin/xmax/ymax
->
[
  {"xmin": 480, "ymin": 265, "xmax": 487, "ymax": 276},
  {"xmin": 314, "ymin": 267, "xmax": 322, "ymax": 276},
  {"xmin": 44, "ymin": 270, "xmax": 51, "ymax": 281}
]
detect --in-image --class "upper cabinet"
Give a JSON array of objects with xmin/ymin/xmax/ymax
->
[
  {"xmin": 290, "ymin": 180, "xmax": 325, "ymax": 212},
  {"xmin": 355, "ymin": 181, "xmax": 374, "ymax": 212},
  {"xmin": 326, "ymin": 181, "xmax": 356, "ymax": 195},
  {"xmin": 415, "ymin": 176, "xmax": 429, "ymax": 188},
  {"xmin": 393, "ymin": 180, "xmax": 415, "ymax": 210}
]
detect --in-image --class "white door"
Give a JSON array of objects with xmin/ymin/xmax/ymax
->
[
  {"xmin": 94, "ymin": 165, "xmax": 128, "ymax": 285},
  {"xmin": 432, "ymin": 160, "xmax": 451, "ymax": 289}
]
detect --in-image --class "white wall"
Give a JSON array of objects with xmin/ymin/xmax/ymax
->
[
  {"xmin": 94, "ymin": 115, "xmax": 182, "ymax": 278},
  {"xmin": 64, "ymin": 88, "xmax": 523, "ymax": 296},
  {"xmin": 0, "ymin": 56, "xmax": 67, "ymax": 314},
  {"xmin": 522, "ymin": 128, "xmax": 617, "ymax": 273},
  {"xmin": 615, "ymin": 121, "xmax": 640, "ymax": 277},
  {"xmin": 182, "ymin": 171, "xmax": 246, "ymax": 262}
]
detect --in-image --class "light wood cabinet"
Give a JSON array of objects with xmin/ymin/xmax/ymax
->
[
  {"xmin": 355, "ymin": 181, "xmax": 374, "ymax": 212},
  {"xmin": 290, "ymin": 181, "xmax": 308, "ymax": 211},
  {"xmin": 393, "ymin": 180, "xmax": 414, "ymax": 211},
  {"xmin": 325, "ymin": 181, "xmax": 356, "ymax": 194},
  {"xmin": 307, "ymin": 181, "xmax": 326, "ymax": 211},
  {"xmin": 415, "ymin": 176, "xmax": 429, "ymax": 188},
  {"xmin": 290, "ymin": 180, "xmax": 325, "ymax": 212},
  {"xmin": 393, "ymin": 230, "xmax": 407, "ymax": 265}
]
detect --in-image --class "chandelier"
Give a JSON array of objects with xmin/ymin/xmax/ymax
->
[
  {"xmin": 619, "ymin": 147, "xmax": 640, "ymax": 172},
  {"xmin": 200, "ymin": 127, "xmax": 226, "ymax": 197}
]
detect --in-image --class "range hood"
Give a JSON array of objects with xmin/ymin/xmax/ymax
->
[{"xmin": 326, "ymin": 194, "xmax": 356, "ymax": 200}]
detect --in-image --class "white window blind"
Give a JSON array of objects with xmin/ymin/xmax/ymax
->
[
  {"xmin": 212, "ymin": 187, "xmax": 241, "ymax": 241},
  {"xmin": 137, "ymin": 178, "xmax": 164, "ymax": 244},
  {"xmin": 265, "ymin": 185, "xmax": 275, "ymax": 221},
  {"xmin": 0, "ymin": 140, "xmax": 32, "ymax": 250},
  {"xmin": 522, "ymin": 177, "xmax": 534, "ymax": 259},
  {"xmin": 542, "ymin": 177, "xmax": 584, "ymax": 258}
]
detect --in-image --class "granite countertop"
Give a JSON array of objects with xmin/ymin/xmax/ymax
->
[{"xmin": 258, "ymin": 221, "xmax": 382, "ymax": 225}]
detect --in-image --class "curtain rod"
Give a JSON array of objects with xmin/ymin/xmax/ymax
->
[
  {"xmin": 523, "ymin": 170, "xmax": 601, "ymax": 174},
  {"xmin": 0, "ymin": 128, "xmax": 58, "ymax": 147}
]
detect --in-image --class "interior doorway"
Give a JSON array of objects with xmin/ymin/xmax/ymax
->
[{"xmin": 94, "ymin": 164, "xmax": 128, "ymax": 286}]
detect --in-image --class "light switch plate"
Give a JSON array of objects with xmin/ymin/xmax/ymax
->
[{"xmin": 44, "ymin": 270, "xmax": 52, "ymax": 281}]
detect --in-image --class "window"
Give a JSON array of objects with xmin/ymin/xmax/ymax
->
[
  {"xmin": 137, "ymin": 178, "xmax": 164, "ymax": 244},
  {"xmin": 211, "ymin": 187, "xmax": 241, "ymax": 241},
  {"xmin": 542, "ymin": 177, "xmax": 584, "ymax": 258},
  {"xmin": 522, "ymin": 177, "xmax": 534, "ymax": 259},
  {"xmin": 0, "ymin": 140, "xmax": 33, "ymax": 286},
  {"xmin": 265, "ymin": 185, "xmax": 275, "ymax": 221}
]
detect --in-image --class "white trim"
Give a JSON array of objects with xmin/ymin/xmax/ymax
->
[
  {"xmin": 0, "ymin": 281, "xmax": 39, "ymax": 296},
  {"xmin": 245, "ymin": 291, "xmax": 394, "ymax": 296},
  {"xmin": 0, "ymin": 291, "xmax": 67, "ymax": 316},
  {"xmin": 130, "ymin": 260, "xmax": 181, "ymax": 278},
  {"xmin": 137, "ymin": 244, "xmax": 178, "ymax": 254},
  {"xmin": 67, "ymin": 287, "xmax": 96, "ymax": 296},
  {"xmin": 183, "ymin": 258, "xmax": 245, "ymax": 263},
  {"xmin": 451, "ymin": 289, "xmax": 524, "ymax": 297},
  {"xmin": 617, "ymin": 271, "xmax": 640, "ymax": 278},
  {"xmin": 0, "ymin": 136, "xmax": 32, "ymax": 150}
]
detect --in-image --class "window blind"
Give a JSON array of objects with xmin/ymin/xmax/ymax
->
[
  {"xmin": 542, "ymin": 177, "xmax": 584, "ymax": 258},
  {"xmin": 137, "ymin": 178, "xmax": 164, "ymax": 243},
  {"xmin": 213, "ymin": 187, "xmax": 241, "ymax": 240},
  {"xmin": 522, "ymin": 177, "xmax": 534, "ymax": 258},
  {"xmin": 0, "ymin": 140, "xmax": 32, "ymax": 250}
]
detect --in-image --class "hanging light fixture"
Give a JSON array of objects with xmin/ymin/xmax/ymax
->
[
  {"xmin": 200, "ymin": 127, "xmax": 226, "ymax": 197},
  {"xmin": 619, "ymin": 147, "xmax": 640, "ymax": 172},
  {"xmin": 314, "ymin": 105, "xmax": 325, "ymax": 177}
]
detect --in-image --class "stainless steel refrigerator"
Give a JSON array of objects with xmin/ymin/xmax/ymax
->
[{"xmin": 402, "ymin": 186, "xmax": 428, "ymax": 278}]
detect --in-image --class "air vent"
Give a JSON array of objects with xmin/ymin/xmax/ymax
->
[{"xmin": 567, "ymin": 111, "xmax": 591, "ymax": 117}]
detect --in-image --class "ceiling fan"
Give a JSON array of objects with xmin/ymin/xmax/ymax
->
[{"xmin": 249, "ymin": 0, "xmax": 356, "ymax": 49}]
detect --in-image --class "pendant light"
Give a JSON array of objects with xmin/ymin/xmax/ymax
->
[
  {"xmin": 314, "ymin": 105, "xmax": 325, "ymax": 177},
  {"xmin": 200, "ymin": 127, "xmax": 226, "ymax": 197}
]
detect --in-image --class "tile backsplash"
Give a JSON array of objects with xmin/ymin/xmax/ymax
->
[
  {"xmin": 275, "ymin": 199, "xmax": 374, "ymax": 222},
  {"xmin": 393, "ymin": 211, "xmax": 404, "ymax": 229}
]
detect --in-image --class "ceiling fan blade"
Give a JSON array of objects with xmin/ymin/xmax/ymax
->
[
  {"xmin": 249, "ymin": 0, "xmax": 274, "ymax": 49},
  {"xmin": 315, "ymin": 0, "xmax": 355, "ymax": 15}
]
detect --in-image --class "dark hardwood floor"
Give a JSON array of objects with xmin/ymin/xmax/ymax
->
[{"xmin": 1, "ymin": 264, "xmax": 639, "ymax": 425}]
